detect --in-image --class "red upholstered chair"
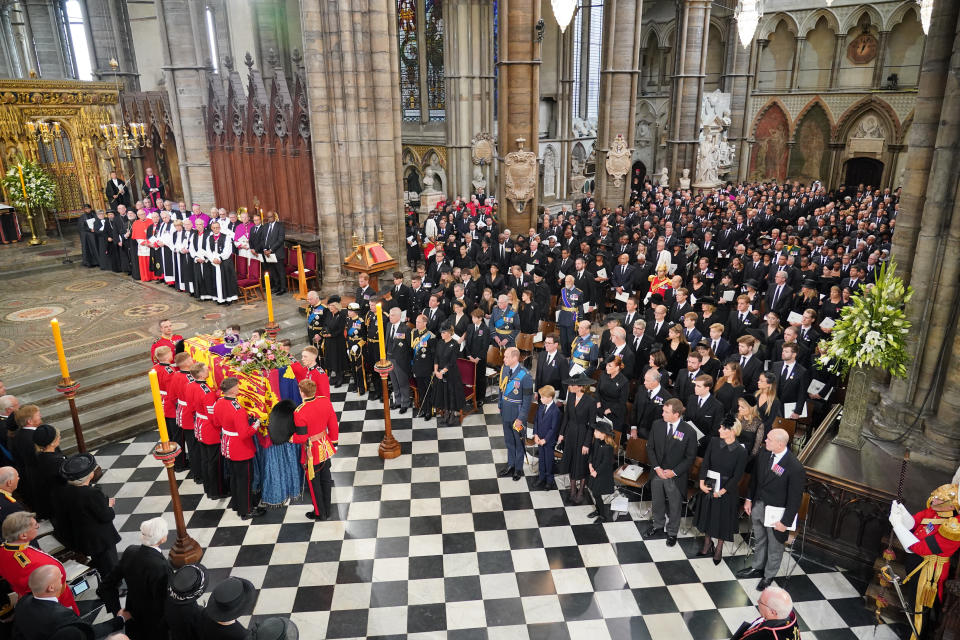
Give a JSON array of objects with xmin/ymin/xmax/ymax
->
[
  {"xmin": 457, "ymin": 358, "xmax": 478, "ymax": 421},
  {"xmin": 285, "ymin": 246, "xmax": 298, "ymax": 274},
  {"xmin": 239, "ymin": 259, "xmax": 263, "ymax": 303},
  {"xmin": 235, "ymin": 255, "xmax": 249, "ymax": 280},
  {"xmin": 302, "ymin": 250, "xmax": 320, "ymax": 289}
]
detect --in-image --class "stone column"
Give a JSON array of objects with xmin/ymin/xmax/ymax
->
[
  {"xmin": 595, "ymin": 0, "xmax": 643, "ymax": 209},
  {"xmin": 85, "ymin": 0, "xmax": 140, "ymax": 90},
  {"xmin": 737, "ymin": 37, "xmax": 763, "ymax": 183},
  {"xmin": 789, "ymin": 36, "xmax": 805, "ymax": 90},
  {"xmin": 496, "ymin": 0, "xmax": 541, "ymax": 231},
  {"xmin": 828, "ymin": 33, "xmax": 845, "ymax": 88},
  {"xmin": 155, "ymin": 0, "xmax": 214, "ymax": 205},
  {"xmin": 557, "ymin": 23, "xmax": 574, "ymax": 200},
  {"xmin": 723, "ymin": 14, "xmax": 752, "ymax": 183},
  {"xmin": 300, "ymin": 0, "xmax": 405, "ymax": 287},
  {"xmin": 668, "ymin": 0, "xmax": 711, "ymax": 182},
  {"xmin": 0, "ymin": 6, "xmax": 22, "ymax": 78},
  {"xmin": 869, "ymin": 0, "xmax": 960, "ymax": 468},
  {"xmin": 444, "ymin": 0, "xmax": 494, "ymax": 199},
  {"xmin": 872, "ymin": 31, "xmax": 890, "ymax": 88}
]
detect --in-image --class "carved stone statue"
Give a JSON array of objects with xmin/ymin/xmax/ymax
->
[
  {"xmin": 694, "ymin": 90, "xmax": 736, "ymax": 188},
  {"xmin": 420, "ymin": 155, "xmax": 446, "ymax": 216},
  {"xmin": 604, "ymin": 134, "xmax": 631, "ymax": 188},
  {"xmin": 658, "ymin": 167, "xmax": 669, "ymax": 188},
  {"xmin": 679, "ymin": 168, "xmax": 691, "ymax": 190},
  {"xmin": 472, "ymin": 166, "xmax": 487, "ymax": 193}
]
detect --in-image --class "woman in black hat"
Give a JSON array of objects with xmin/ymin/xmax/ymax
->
[
  {"xmin": 557, "ymin": 374, "xmax": 596, "ymax": 505},
  {"xmin": 595, "ymin": 356, "xmax": 629, "ymax": 442},
  {"xmin": 735, "ymin": 393, "xmax": 765, "ymax": 464},
  {"xmin": 165, "ymin": 564, "xmax": 207, "ymax": 640},
  {"xmin": 587, "ymin": 417, "xmax": 616, "ymax": 524},
  {"xmin": 433, "ymin": 322, "xmax": 465, "ymax": 427},
  {"xmin": 32, "ymin": 425, "xmax": 63, "ymax": 521},
  {"xmin": 694, "ymin": 415, "xmax": 748, "ymax": 564},
  {"xmin": 250, "ymin": 617, "xmax": 300, "ymax": 640},
  {"xmin": 322, "ymin": 296, "xmax": 348, "ymax": 387},
  {"xmin": 201, "ymin": 576, "xmax": 256, "ymax": 639}
]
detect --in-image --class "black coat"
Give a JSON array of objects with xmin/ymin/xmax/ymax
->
[
  {"xmin": 748, "ymin": 449, "xmax": 806, "ymax": 543},
  {"xmin": 463, "ymin": 321, "xmax": 491, "ymax": 361},
  {"xmin": 164, "ymin": 597, "xmax": 205, "ymax": 640},
  {"xmin": 684, "ymin": 394, "xmax": 725, "ymax": 442},
  {"xmin": 33, "ymin": 451, "xmax": 65, "ymax": 521},
  {"xmin": 13, "ymin": 594, "xmax": 123, "ymax": 640},
  {"xmin": 411, "ymin": 330, "xmax": 437, "ymax": 379},
  {"xmin": 729, "ymin": 354, "xmax": 763, "ymax": 393},
  {"xmin": 587, "ymin": 441, "xmax": 615, "ymax": 496},
  {"xmin": 11, "ymin": 428, "xmax": 37, "ymax": 506},
  {"xmin": 50, "ymin": 483, "xmax": 120, "ymax": 557},
  {"xmin": 387, "ymin": 284, "xmax": 413, "ymax": 314},
  {"xmin": 534, "ymin": 350, "xmax": 566, "ymax": 395},
  {"xmin": 384, "ymin": 321, "xmax": 413, "ymax": 374},
  {"xmin": 632, "ymin": 386, "xmax": 674, "ymax": 437},
  {"xmin": 559, "ymin": 394, "xmax": 595, "ymax": 480},
  {"xmin": 694, "ymin": 438, "xmax": 748, "ymax": 541},
  {"xmin": 100, "ymin": 545, "xmax": 172, "ymax": 638},
  {"xmin": 596, "ymin": 373, "xmax": 629, "ymax": 432},
  {"xmin": 646, "ymin": 419, "xmax": 698, "ymax": 492},
  {"xmin": 770, "ymin": 361, "xmax": 809, "ymax": 414}
]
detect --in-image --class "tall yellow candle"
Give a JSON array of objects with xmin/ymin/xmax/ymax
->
[
  {"xmin": 264, "ymin": 272, "xmax": 274, "ymax": 322},
  {"xmin": 50, "ymin": 318, "xmax": 70, "ymax": 379},
  {"xmin": 17, "ymin": 164, "xmax": 28, "ymax": 199},
  {"xmin": 148, "ymin": 369, "xmax": 170, "ymax": 443},
  {"xmin": 376, "ymin": 302, "xmax": 386, "ymax": 361}
]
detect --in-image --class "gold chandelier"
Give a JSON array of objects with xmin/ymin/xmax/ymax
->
[{"xmin": 101, "ymin": 122, "xmax": 150, "ymax": 156}]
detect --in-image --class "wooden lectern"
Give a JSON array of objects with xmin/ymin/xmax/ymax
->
[{"xmin": 342, "ymin": 233, "xmax": 398, "ymax": 292}]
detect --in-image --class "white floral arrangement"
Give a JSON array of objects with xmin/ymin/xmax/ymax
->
[
  {"xmin": 2, "ymin": 158, "xmax": 58, "ymax": 211},
  {"xmin": 818, "ymin": 260, "xmax": 912, "ymax": 378}
]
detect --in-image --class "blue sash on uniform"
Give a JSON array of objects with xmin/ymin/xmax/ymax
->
[{"xmin": 494, "ymin": 308, "xmax": 515, "ymax": 329}]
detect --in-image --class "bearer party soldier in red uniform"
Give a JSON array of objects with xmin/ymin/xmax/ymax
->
[
  {"xmin": 291, "ymin": 345, "xmax": 331, "ymax": 398},
  {"xmin": 214, "ymin": 377, "xmax": 264, "ymax": 520},
  {"xmin": 150, "ymin": 319, "xmax": 183, "ymax": 363},
  {"xmin": 185, "ymin": 363, "xmax": 224, "ymax": 501},
  {"xmin": 165, "ymin": 351, "xmax": 193, "ymax": 472},
  {"xmin": 293, "ymin": 379, "xmax": 339, "ymax": 521}
]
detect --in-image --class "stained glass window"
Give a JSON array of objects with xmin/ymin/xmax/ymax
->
[
  {"xmin": 425, "ymin": 0, "xmax": 445, "ymax": 121},
  {"xmin": 398, "ymin": 0, "xmax": 421, "ymax": 122}
]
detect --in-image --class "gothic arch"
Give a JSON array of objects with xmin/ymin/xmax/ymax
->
[
  {"xmin": 659, "ymin": 20, "xmax": 678, "ymax": 50},
  {"xmin": 799, "ymin": 8, "xmax": 841, "ymax": 36},
  {"xmin": 758, "ymin": 12, "xmax": 799, "ymax": 39},
  {"xmin": 748, "ymin": 101, "xmax": 791, "ymax": 182},
  {"xmin": 835, "ymin": 96, "xmax": 901, "ymax": 142},
  {"xmin": 897, "ymin": 111, "xmax": 914, "ymax": 146},
  {"xmin": 751, "ymin": 99, "xmax": 794, "ymax": 140},
  {"xmin": 841, "ymin": 4, "xmax": 883, "ymax": 34},
  {"xmin": 644, "ymin": 23, "xmax": 669, "ymax": 50},
  {"xmin": 794, "ymin": 97, "xmax": 837, "ymax": 140},
  {"xmin": 708, "ymin": 15, "xmax": 728, "ymax": 43},
  {"xmin": 886, "ymin": 0, "xmax": 924, "ymax": 31}
]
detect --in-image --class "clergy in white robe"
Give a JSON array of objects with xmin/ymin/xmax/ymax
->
[{"xmin": 204, "ymin": 221, "xmax": 239, "ymax": 304}]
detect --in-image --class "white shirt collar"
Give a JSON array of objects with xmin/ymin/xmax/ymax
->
[
  {"xmin": 35, "ymin": 596, "xmax": 60, "ymax": 603},
  {"xmin": 771, "ymin": 449, "xmax": 787, "ymax": 467}
]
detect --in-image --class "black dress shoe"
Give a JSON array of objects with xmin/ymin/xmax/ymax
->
[
  {"xmin": 696, "ymin": 543, "xmax": 715, "ymax": 557},
  {"xmin": 757, "ymin": 577, "xmax": 774, "ymax": 591},
  {"xmin": 532, "ymin": 479, "xmax": 545, "ymax": 489},
  {"xmin": 545, "ymin": 481, "xmax": 558, "ymax": 490},
  {"xmin": 497, "ymin": 466, "xmax": 514, "ymax": 477},
  {"xmin": 643, "ymin": 525, "xmax": 664, "ymax": 538},
  {"xmin": 399, "ymin": 406, "xmax": 409, "ymax": 414},
  {"xmin": 512, "ymin": 471, "xmax": 523, "ymax": 481},
  {"xmin": 587, "ymin": 510, "xmax": 599, "ymax": 518},
  {"xmin": 736, "ymin": 567, "xmax": 764, "ymax": 579},
  {"xmin": 666, "ymin": 535, "xmax": 678, "ymax": 547}
]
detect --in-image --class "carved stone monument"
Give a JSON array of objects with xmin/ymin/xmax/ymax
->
[
  {"xmin": 694, "ymin": 89, "xmax": 736, "ymax": 189},
  {"xmin": 419, "ymin": 156, "xmax": 446, "ymax": 215},
  {"xmin": 604, "ymin": 134, "xmax": 632, "ymax": 188},
  {"xmin": 679, "ymin": 168, "xmax": 691, "ymax": 190},
  {"xmin": 503, "ymin": 137, "xmax": 537, "ymax": 213},
  {"xmin": 658, "ymin": 166, "xmax": 669, "ymax": 188}
]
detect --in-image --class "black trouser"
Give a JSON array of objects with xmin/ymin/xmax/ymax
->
[
  {"xmin": 589, "ymin": 488, "xmax": 611, "ymax": 520},
  {"xmin": 306, "ymin": 461, "xmax": 333, "ymax": 518},
  {"xmin": 183, "ymin": 429, "xmax": 202, "ymax": 480},
  {"xmin": 229, "ymin": 459, "xmax": 255, "ymax": 516},
  {"xmin": 168, "ymin": 417, "xmax": 188, "ymax": 471},
  {"xmin": 266, "ymin": 259, "xmax": 285, "ymax": 293},
  {"xmin": 199, "ymin": 442, "xmax": 225, "ymax": 498},
  {"xmin": 475, "ymin": 362, "xmax": 487, "ymax": 402},
  {"xmin": 88, "ymin": 545, "xmax": 118, "ymax": 582}
]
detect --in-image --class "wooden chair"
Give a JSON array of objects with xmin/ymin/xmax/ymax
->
[
  {"xmin": 487, "ymin": 345, "xmax": 504, "ymax": 368},
  {"xmin": 238, "ymin": 259, "xmax": 263, "ymax": 303},
  {"xmin": 410, "ymin": 379, "xmax": 420, "ymax": 409},
  {"xmin": 533, "ymin": 320, "xmax": 556, "ymax": 349},
  {"xmin": 773, "ymin": 416, "xmax": 797, "ymax": 443},
  {"xmin": 516, "ymin": 333, "xmax": 535, "ymax": 353},
  {"xmin": 614, "ymin": 437, "xmax": 651, "ymax": 510},
  {"xmin": 457, "ymin": 358, "xmax": 479, "ymax": 420},
  {"xmin": 681, "ymin": 456, "xmax": 704, "ymax": 534},
  {"xmin": 235, "ymin": 254, "xmax": 248, "ymax": 281},
  {"xmin": 784, "ymin": 492, "xmax": 812, "ymax": 576}
]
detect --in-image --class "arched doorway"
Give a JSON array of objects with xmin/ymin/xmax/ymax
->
[
  {"xmin": 843, "ymin": 157, "xmax": 884, "ymax": 190},
  {"xmin": 632, "ymin": 161, "xmax": 646, "ymax": 182}
]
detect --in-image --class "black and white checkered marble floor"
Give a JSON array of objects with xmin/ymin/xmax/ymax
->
[{"xmin": 94, "ymin": 390, "xmax": 910, "ymax": 639}]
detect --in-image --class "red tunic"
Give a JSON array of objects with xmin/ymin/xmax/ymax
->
[
  {"xmin": 292, "ymin": 396, "xmax": 340, "ymax": 465},
  {"xmin": 166, "ymin": 370, "xmax": 188, "ymax": 421},
  {"xmin": 150, "ymin": 335, "xmax": 183, "ymax": 363},
  {"xmin": 214, "ymin": 397, "xmax": 258, "ymax": 461},
  {"xmin": 0, "ymin": 543, "xmax": 79, "ymax": 614},
  {"xmin": 176, "ymin": 374, "xmax": 200, "ymax": 432},
  {"xmin": 908, "ymin": 508, "xmax": 960, "ymax": 599},
  {"xmin": 152, "ymin": 363, "xmax": 176, "ymax": 415},
  {"xmin": 291, "ymin": 362, "xmax": 331, "ymax": 398},
  {"xmin": 188, "ymin": 380, "xmax": 219, "ymax": 445}
]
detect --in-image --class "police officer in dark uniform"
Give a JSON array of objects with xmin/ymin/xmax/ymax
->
[
  {"xmin": 322, "ymin": 295, "xmax": 348, "ymax": 388},
  {"xmin": 345, "ymin": 302, "xmax": 367, "ymax": 394}
]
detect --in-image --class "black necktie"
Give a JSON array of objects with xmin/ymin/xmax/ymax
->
[{"xmin": 740, "ymin": 355, "xmax": 747, "ymax": 367}]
